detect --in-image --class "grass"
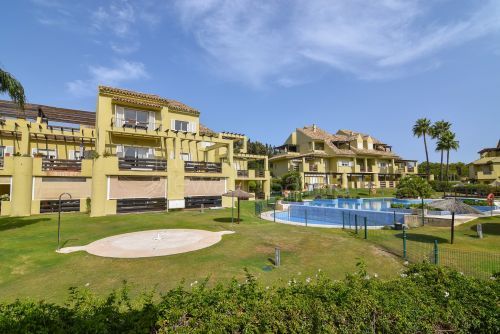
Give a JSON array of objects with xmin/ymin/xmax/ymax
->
[
  {"xmin": 363, "ymin": 215, "xmax": 500, "ymax": 278},
  {"xmin": 0, "ymin": 202, "xmax": 402, "ymax": 303}
]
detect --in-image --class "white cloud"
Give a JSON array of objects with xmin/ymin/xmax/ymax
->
[
  {"xmin": 91, "ymin": 1, "xmax": 136, "ymax": 38},
  {"xmin": 66, "ymin": 60, "xmax": 148, "ymax": 97},
  {"xmin": 173, "ymin": 0, "xmax": 500, "ymax": 86}
]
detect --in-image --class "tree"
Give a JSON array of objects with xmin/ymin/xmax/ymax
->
[
  {"xmin": 0, "ymin": 67, "xmax": 25, "ymax": 109},
  {"xmin": 281, "ymin": 171, "xmax": 302, "ymax": 191},
  {"xmin": 412, "ymin": 118, "xmax": 432, "ymax": 180},
  {"xmin": 438, "ymin": 131, "xmax": 459, "ymax": 182},
  {"xmin": 430, "ymin": 120, "xmax": 451, "ymax": 181},
  {"xmin": 395, "ymin": 176, "xmax": 433, "ymax": 199}
]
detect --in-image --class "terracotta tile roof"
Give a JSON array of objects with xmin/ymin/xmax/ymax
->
[
  {"xmin": 199, "ymin": 124, "xmax": 217, "ymax": 136},
  {"xmin": 99, "ymin": 86, "xmax": 200, "ymax": 115},
  {"xmin": 297, "ymin": 125, "xmax": 397, "ymax": 157}
]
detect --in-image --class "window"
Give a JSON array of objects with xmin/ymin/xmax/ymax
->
[
  {"xmin": 379, "ymin": 162, "xmax": 388, "ymax": 168},
  {"xmin": 117, "ymin": 146, "xmax": 153, "ymax": 159},
  {"xmin": 174, "ymin": 120, "xmax": 189, "ymax": 132},
  {"xmin": 115, "ymin": 106, "xmax": 154, "ymax": 130},
  {"xmin": 0, "ymin": 147, "xmax": 4, "ymax": 158},
  {"xmin": 33, "ymin": 148, "xmax": 57, "ymax": 159},
  {"xmin": 339, "ymin": 160, "xmax": 352, "ymax": 167},
  {"xmin": 180, "ymin": 153, "xmax": 191, "ymax": 161},
  {"xmin": 315, "ymin": 142, "xmax": 324, "ymax": 151}
]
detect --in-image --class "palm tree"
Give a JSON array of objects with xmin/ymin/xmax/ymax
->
[
  {"xmin": 430, "ymin": 120, "xmax": 451, "ymax": 181},
  {"xmin": 438, "ymin": 131, "xmax": 459, "ymax": 182},
  {"xmin": 0, "ymin": 67, "xmax": 25, "ymax": 109},
  {"xmin": 412, "ymin": 118, "xmax": 432, "ymax": 180}
]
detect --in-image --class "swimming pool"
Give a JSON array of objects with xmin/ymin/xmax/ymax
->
[
  {"xmin": 272, "ymin": 198, "xmax": 431, "ymax": 228},
  {"xmin": 307, "ymin": 198, "xmax": 431, "ymax": 211}
]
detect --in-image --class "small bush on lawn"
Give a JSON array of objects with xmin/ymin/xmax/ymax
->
[{"xmin": 0, "ymin": 264, "xmax": 498, "ymax": 333}]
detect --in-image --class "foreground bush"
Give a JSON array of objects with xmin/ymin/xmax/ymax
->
[{"xmin": 0, "ymin": 264, "xmax": 498, "ymax": 333}]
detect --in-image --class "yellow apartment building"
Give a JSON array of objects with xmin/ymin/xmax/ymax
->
[
  {"xmin": 0, "ymin": 86, "xmax": 270, "ymax": 217},
  {"xmin": 468, "ymin": 140, "xmax": 500, "ymax": 184},
  {"xmin": 270, "ymin": 125, "xmax": 420, "ymax": 190}
]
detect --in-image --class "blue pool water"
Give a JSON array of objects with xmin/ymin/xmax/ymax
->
[
  {"xmin": 273, "ymin": 198, "xmax": 496, "ymax": 228},
  {"xmin": 308, "ymin": 198, "xmax": 431, "ymax": 211}
]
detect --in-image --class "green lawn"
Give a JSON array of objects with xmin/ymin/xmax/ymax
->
[
  {"xmin": 0, "ymin": 202, "xmax": 402, "ymax": 303},
  {"xmin": 363, "ymin": 216, "xmax": 500, "ymax": 278}
]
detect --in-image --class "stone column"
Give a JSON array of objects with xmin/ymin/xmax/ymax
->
[{"xmin": 341, "ymin": 173, "xmax": 348, "ymax": 189}]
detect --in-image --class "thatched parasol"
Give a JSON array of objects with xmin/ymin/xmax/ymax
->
[
  {"xmin": 427, "ymin": 198, "xmax": 482, "ymax": 244},
  {"xmin": 222, "ymin": 187, "xmax": 254, "ymax": 223}
]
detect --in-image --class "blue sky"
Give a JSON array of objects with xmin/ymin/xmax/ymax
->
[{"xmin": 1, "ymin": 0, "xmax": 499, "ymax": 163}]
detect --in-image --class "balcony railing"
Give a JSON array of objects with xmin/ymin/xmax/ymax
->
[
  {"xmin": 118, "ymin": 158, "xmax": 167, "ymax": 171},
  {"xmin": 184, "ymin": 161, "xmax": 222, "ymax": 173},
  {"xmin": 255, "ymin": 170, "xmax": 266, "ymax": 178},
  {"xmin": 309, "ymin": 165, "xmax": 318, "ymax": 172},
  {"xmin": 42, "ymin": 158, "xmax": 82, "ymax": 171},
  {"xmin": 407, "ymin": 167, "xmax": 415, "ymax": 172},
  {"xmin": 112, "ymin": 117, "xmax": 160, "ymax": 131},
  {"xmin": 237, "ymin": 170, "xmax": 249, "ymax": 177},
  {"xmin": 0, "ymin": 158, "xmax": 3, "ymax": 169}
]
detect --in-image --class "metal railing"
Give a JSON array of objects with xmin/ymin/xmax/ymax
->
[
  {"xmin": 255, "ymin": 170, "xmax": 266, "ymax": 178},
  {"xmin": 118, "ymin": 157, "xmax": 167, "ymax": 171},
  {"xmin": 112, "ymin": 117, "xmax": 160, "ymax": 131},
  {"xmin": 237, "ymin": 170, "xmax": 249, "ymax": 177},
  {"xmin": 184, "ymin": 161, "xmax": 222, "ymax": 173},
  {"xmin": 42, "ymin": 158, "xmax": 82, "ymax": 171},
  {"xmin": 0, "ymin": 158, "xmax": 3, "ymax": 169}
]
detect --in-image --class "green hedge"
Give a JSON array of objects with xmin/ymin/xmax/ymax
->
[{"xmin": 0, "ymin": 264, "xmax": 498, "ymax": 333}]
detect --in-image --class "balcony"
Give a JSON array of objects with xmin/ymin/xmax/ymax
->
[
  {"xmin": 236, "ymin": 169, "xmax": 267, "ymax": 178},
  {"xmin": 112, "ymin": 117, "xmax": 160, "ymax": 131},
  {"xmin": 255, "ymin": 170, "xmax": 266, "ymax": 178},
  {"xmin": 237, "ymin": 170, "xmax": 249, "ymax": 177},
  {"xmin": 309, "ymin": 165, "xmax": 318, "ymax": 172},
  {"xmin": 118, "ymin": 157, "xmax": 167, "ymax": 171},
  {"xmin": 407, "ymin": 167, "xmax": 415, "ymax": 173},
  {"xmin": 0, "ymin": 158, "xmax": 3, "ymax": 169},
  {"xmin": 184, "ymin": 161, "xmax": 222, "ymax": 173},
  {"xmin": 42, "ymin": 158, "xmax": 82, "ymax": 171}
]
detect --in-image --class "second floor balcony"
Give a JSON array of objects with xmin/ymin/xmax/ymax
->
[
  {"xmin": 118, "ymin": 157, "xmax": 167, "ymax": 171},
  {"xmin": 112, "ymin": 117, "xmax": 161, "ymax": 131},
  {"xmin": 42, "ymin": 158, "xmax": 82, "ymax": 172},
  {"xmin": 185, "ymin": 161, "xmax": 222, "ymax": 173},
  {"xmin": 237, "ymin": 170, "xmax": 249, "ymax": 177},
  {"xmin": 236, "ymin": 169, "xmax": 267, "ymax": 179}
]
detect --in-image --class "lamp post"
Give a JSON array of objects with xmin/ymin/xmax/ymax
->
[
  {"xmin": 57, "ymin": 192, "xmax": 72, "ymax": 251},
  {"xmin": 231, "ymin": 191, "xmax": 234, "ymax": 225}
]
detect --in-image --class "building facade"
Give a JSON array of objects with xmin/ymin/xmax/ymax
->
[
  {"xmin": 270, "ymin": 125, "xmax": 420, "ymax": 190},
  {"xmin": 468, "ymin": 140, "xmax": 500, "ymax": 184},
  {"xmin": 0, "ymin": 86, "xmax": 270, "ymax": 217}
]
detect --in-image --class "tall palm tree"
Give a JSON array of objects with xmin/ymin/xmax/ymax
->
[
  {"xmin": 438, "ymin": 131, "xmax": 459, "ymax": 182},
  {"xmin": 430, "ymin": 120, "xmax": 451, "ymax": 181},
  {"xmin": 412, "ymin": 118, "xmax": 432, "ymax": 180},
  {"xmin": 0, "ymin": 67, "xmax": 25, "ymax": 109}
]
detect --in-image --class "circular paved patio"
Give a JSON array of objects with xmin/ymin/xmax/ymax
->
[{"xmin": 57, "ymin": 229, "xmax": 234, "ymax": 258}]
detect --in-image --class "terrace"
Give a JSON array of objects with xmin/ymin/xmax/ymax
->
[{"xmin": 184, "ymin": 161, "xmax": 222, "ymax": 173}]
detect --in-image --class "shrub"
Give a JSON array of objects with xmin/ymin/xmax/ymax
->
[
  {"xmin": 395, "ymin": 176, "xmax": 433, "ymax": 199},
  {"xmin": 462, "ymin": 199, "xmax": 490, "ymax": 206},
  {"xmin": 0, "ymin": 264, "xmax": 498, "ymax": 333}
]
